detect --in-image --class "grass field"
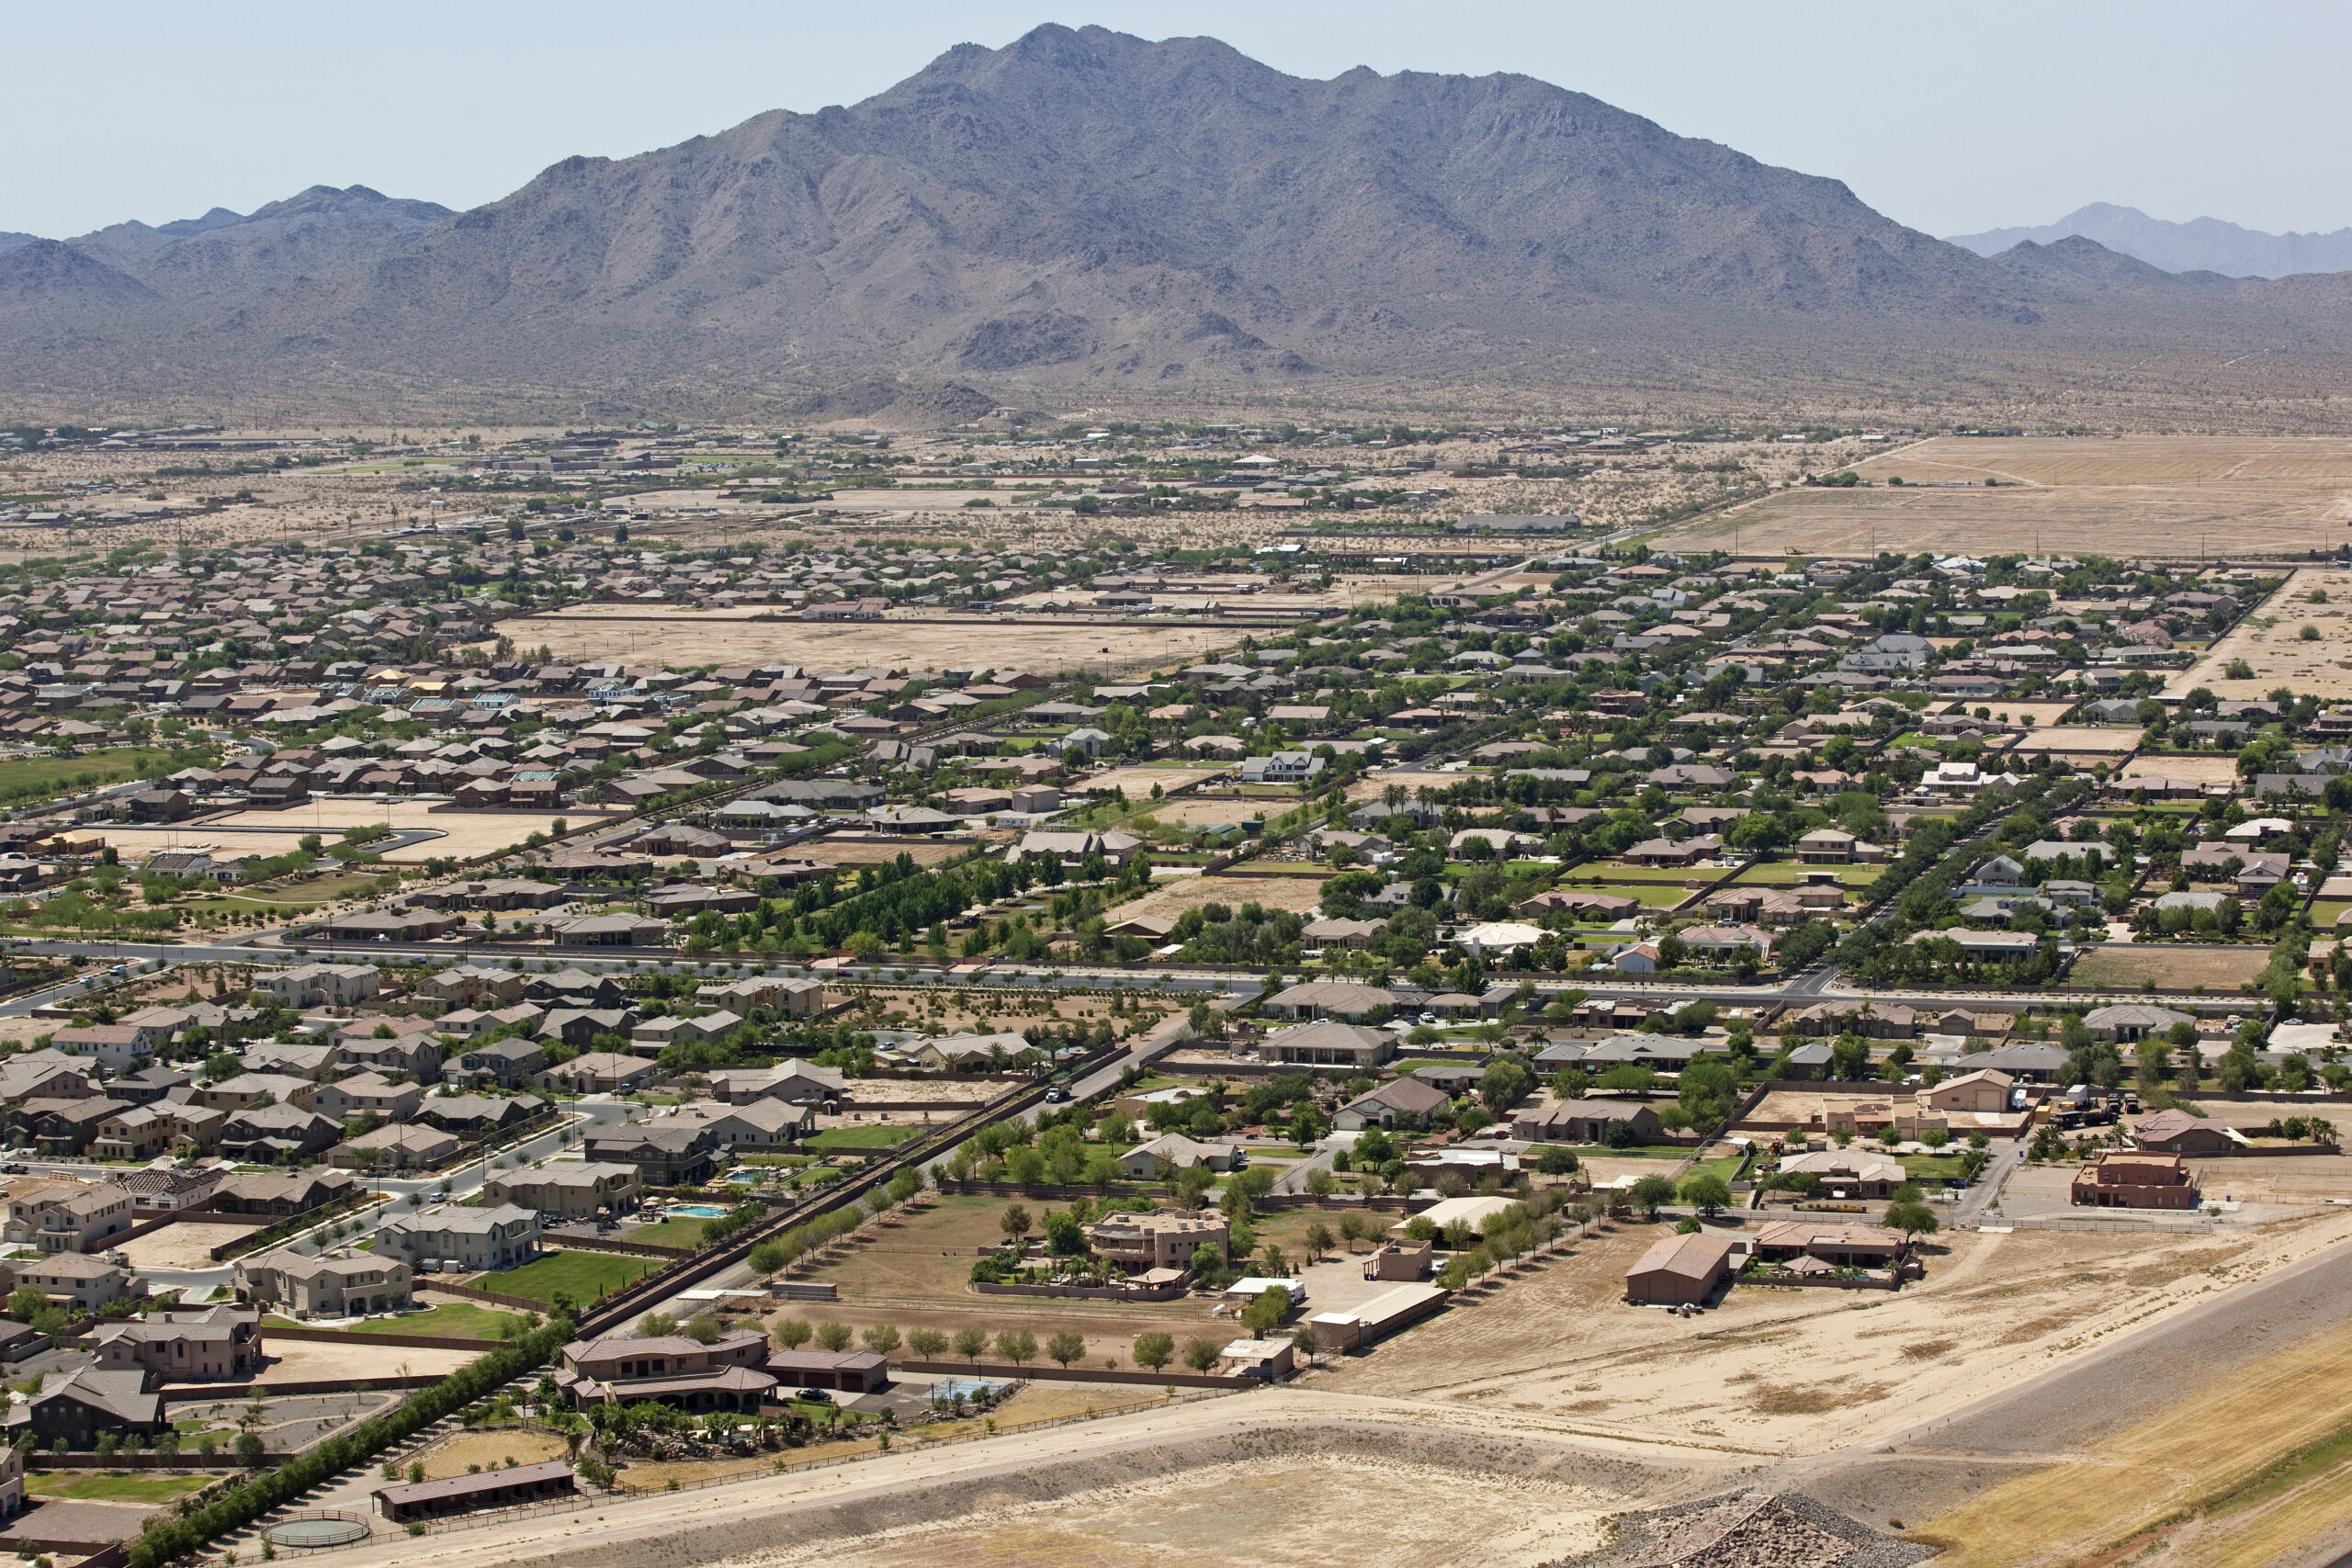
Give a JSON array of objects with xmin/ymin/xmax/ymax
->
[
  {"xmin": 337, "ymin": 1303, "xmax": 518, "ymax": 1340},
  {"xmin": 2071, "ymin": 945, "xmax": 2271, "ymax": 992},
  {"xmin": 622, "ymin": 1217, "xmax": 717, "ymax": 1248},
  {"xmin": 805, "ymin": 1123, "xmax": 926, "ymax": 1153},
  {"xmin": 476, "ymin": 1249, "xmax": 656, "ymax": 1303},
  {"xmin": 28, "ymin": 1471, "xmax": 214, "ymax": 1503},
  {"xmin": 0, "ymin": 745, "xmax": 198, "ymax": 803}
]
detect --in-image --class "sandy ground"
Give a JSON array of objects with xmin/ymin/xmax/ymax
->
[
  {"xmin": 2121, "ymin": 754, "xmax": 2243, "ymax": 784},
  {"xmin": 2067, "ymin": 945, "xmax": 2270, "ymax": 989},
  {"xmin": 1082, "ymin": 765, "xmax": 1231, "ymax": 798},
  {"xmin": 1137, "ymin": 799, "xmax": 1278, "ymax": 827},
  {"xmin": 2168, "ymin": 568, "xmax": 2352, "ymax": 699},
  {"xmin": 1114, "ymin": 874, "xmax": 1330, "ymax": 925},
  {"xmin": 251, "ymin": 1338, "xmax": 481, "ymax": 1384},
  {"xmin": 2007, "ymin": 725, "xmax": 2140, "ymax": 755},
  {"xmin": 798, "ymin": 838, "xmax": 967, "ymax": 868},
  {"xmin": 1655, "ymin": 436, "xmax": 2352, "ymax": 558},
  {"xmin": 117, "ymin": 1221, "xmax": 265, "ymax": 1271},
  {"xmin": 492, "ymin": 612, "xmax": 1247, "ymax": 682},
  {"xmin": 102, "ymin": 800, "xmax": 610, "ymax": 864},
  {"xmin": 837, "ymin": 987, "xmax": 1168, "ymax": 1038},
  {"xmin": 413, "ymin": 1428, "xmax": 571, "ymax": 1481}
]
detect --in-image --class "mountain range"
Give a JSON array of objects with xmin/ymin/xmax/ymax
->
[
  {"xmin": 8, "ymin": 25, "xmax": 2352, "ymax": 425},
  {"xmin": 1948, "ymin": 203, "xmax": 2352, "ymax": 280}
]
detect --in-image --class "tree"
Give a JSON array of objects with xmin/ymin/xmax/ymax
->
[
  {"xmin": 861, "ymin": 1324, "xmax": 901, "ymax": 1357},
  {"xmin": 1000, "ymin": 1204, "xmax": 1032, "ymax": 1245},
  {"xmin": 953, "ymin": 1326, "xmax": 989, "ymax": 1368},
  {"xmin": 681, "ymin": 1314, "xmax": 721, "ymax": 1345},
  {"xmin": 1678, "ymin": 1172, "xmax": 1733, "ymax": 1215},
  {"xmin": 1479, "ymin": 1059, "xmax": 1532, "ymax": 1115},
  {"xmin": 1537, "ymin": 1145, "xmax": 1580, "ymax": 1177},
  {"xmin": 1182, "ymin": 1336, "xmax": 1221, "ymax": 1373},
  {"xmin": 1829, "ymin": 1032, "xmax": 1872, "ymax": 1081},
  {"xmin": 1305, "ymin": 1168, "xmax": 1338, "ymax": 1199},
  {"xmin": 814, "ymin": 1321, "xmax": 854, "ymax": 1352},
  {"xmin": 1044, "ymin": 1210, "xmax": 1085, "ymax": 1256},
  {"xmin": 1884, "ymin": 1200, "xmax": 1939, "ymax": 1240},
  {"xmin": 1046, "ymin": 1330, "xmax": 1087, "ymax": 1368},
  {"xmin": 1304, "ymin": 1221, "xmax": 1335, "ymax": 1260},
  {"xmin": 994, "ymin": 1327, "xmax": 1038, "ymax": 1367},
  {"xmin": 1242, "ymin": 1286, "xmax": 1289, "ymax": 1337},
  {"xmin": 1133, "ymin": 1331, "xmax": 1176, "ymax": 1371},
  {"xmin": 1339, "ymin": 1214, "xmax": 1369, "ymax": 1250},
  {"xmin": 774, "ymin": 1318, "xmax": 812, "ymax": 1350},
  {"xmin": 236, "ymin": 1431, "xmax": 266, "ymax": 1468},
  {"xmin": 1630, "ymin": 1174, "xmax": 1678, "ymax": 1219}
]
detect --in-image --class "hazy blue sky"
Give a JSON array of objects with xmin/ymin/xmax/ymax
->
[{"xmin": 8, "ymin": 1, "xmax": 2348, "ymax": 240}]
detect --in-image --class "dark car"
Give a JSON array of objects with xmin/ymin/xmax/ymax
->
[{"xmin": 797, "ymin": 1387, "xmax": 833, "ymax": 1404}]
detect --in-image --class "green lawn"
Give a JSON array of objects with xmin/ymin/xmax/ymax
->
[
  {"xmin": 805, "ymin": 1123, "xmax": 925, "ymax": 1152},
  {"xmin": 269, "ymin": 1303, "xmax": 522, "ymax": 1340},
  {"xmin": 29, "ymin": 1472, "xmax": 214, "ymax": 1503},
  {"xmin": 476, "ymin": 1249, "xmax": 657, "ymax": 1303},
  {"xmin": 0, "ymin": 746, "xmax": 202, "ymax": 802},
  {"xmin": 623, "ymin": 1217, "xmax": 718, "ymax": 1248},
  {"xmin": 1900, "ymin": 1154, "xmax": 1973, "ymax": 1181},
  {"xmin": 1594, "ymin": 863, "xmax": 1723, "ymax": 883}
]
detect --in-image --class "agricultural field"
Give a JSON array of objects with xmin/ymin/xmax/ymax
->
[
  {"xmin": 2069, "ymin": 944, "xmax": 2271, "ymax": 992},
  {"xmin": 1655, "ymin": 435, "xmax": 2352, "ymax": 559}
]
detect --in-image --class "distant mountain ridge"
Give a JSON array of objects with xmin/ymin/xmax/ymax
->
[
  {"xmin": 8, "ymin": 29, "xmax": 2352, "ymax": 423},
  {"xmin": 1948, "ymin": 202, "xmax": 2352, "ymax": 279}
]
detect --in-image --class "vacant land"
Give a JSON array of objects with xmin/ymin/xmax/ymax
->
[
  {"xmin": 477, "ymin": 1248, "xmax": 656, "ymax": 1303},
  {"xmin": 1657, "ymin": 436, "xmax": 2352, "ymax": 558},
  {"xmin": 1112, "ymin": 873, "xmax": 1329, "ymax": 926},
  {"xmin": 2167, "ymin": 567, "xmax": 2352, "ymax": 699},
  {"xmin": 0, "ymin": 747, "xmax": 196, "ymax": 803},
  {"xmin": 116, "ymin": 1221, "xmax": 264, "ymax": 1271},
  {"xmin": 240, "ymin": 1338, "xmax": 479, "ymax": 1386},
  {"xmin": 493, "ymin": 608, "xmax": 1245, "ymax": 681},
  {"xmin": 1082, "ymin": 764, "xmax": 1231, "ymax": 799},
  {"xmin": 800, "ymin": 837, "xmax": 967, "ymax": 868},
  {"xmin": 2069, "ymin": 944, "xmax": 2269, "ymax": 991},
  {"xmin": 311, "ymin": 1302, "xmax": 519, "ymax": 1340}
]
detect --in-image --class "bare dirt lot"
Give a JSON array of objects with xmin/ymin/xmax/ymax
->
[
  {"xmin": 799, "ymin": 836, "xmax": 968, "ymax": 868},
  {"xmin": 2122, "ymin": 754, "xmax": 2244, "ymax": 784},
  {"xmin": 2069, "ymin": 944, "xmax": 2271, "ymax": 991},
  {"xmin": 1080, "ymin": 764, "xmax": 1232, "ymax": 799},
  {"xmin": 413, "ymin": 1427, "xmax": 571, "ymax": 1481},
  {"xmin": 115, "ymin": 1222, "xmax": 264, "ymax": 1271},
  {"xmin": 2167, "ymin": 567, "xmax": 2352, "ymax": 699},
  {"xmin": 103, "ymin": 800, "xmax": 605, "ymax": 866},
  {"xmin": 1112, "ymin": 873, "xmax": 1330, "ymax": 925},
  {"xmin": 249, "ymin": 1338, "xmax": 481, "ymax": 1385},
  {"xmin": 494, "ymin": 608, "xmax": 1246, "ymax": 681},
  {"xmin": 842, "ymin": 987, "xmax": 1171, "ymax": 1038},
  {"xmin": 1656, "ymin": 436, "xmax": 2352, "ymax": 558}
]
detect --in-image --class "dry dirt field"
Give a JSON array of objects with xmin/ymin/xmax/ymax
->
[
  {"xmin": 115, "ymin": 1221, "xmax": 266, "ymax": 1271},
  {"xmin": 2121, "ymin": 754, "xmax": 2244, "ymax": 784},
  {"xmin": 1080, "ymin": 764, "xmax": 1231, "ymax": 798},
  {"xmin": 1656, "ymin": 436, "xmax": 2352, "ymax": 558},
  {"xmin": 2068, "ymin": 944, "xmax": 2271, "ymax": 990},
  {"xmin": 2167, "ymin": 567, "xmax": 2352, "ymax": 699},
  {"xmin": 413, "ymin": 1427, "xmax": 571, "ymax": 1481},
  {"xmin": 102, "ymin": 800, "xmax": 603, "ymax": 866},
  {"xmin": 254, "ymin": 1338, "xmax": 480, "ymax": 1384},
  {"xmin": 798, "ymin": 836, "xmax": 967, "ymax": 868},
  {"xmin": 1112, "ymin": 872, "xmax": 1329, "ymax": 925},
  {"xmin": 2006, "ymin": 725, "xmax": 2140, "ymax": 756},
  {"xmin": 494, "ymin": 608, "xmax": 1246, "ymax": 681}
]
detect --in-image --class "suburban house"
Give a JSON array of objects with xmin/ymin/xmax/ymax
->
[
  {"xmin": 237, "ymin": 1249, "xmax": 413, "ymax": 1318},
  {"xmin": 583, "ymin": 1125, "xmax": 718, "ymax": 1188},
  {"xmin": 1260, "ymin": 983, "xmax": 1398, "ymax": 1023},
  {"xmin": 1334, "ymin": 1077, "xmax": 1451, "ymax": 1131},
  {"xmin": 372, "ymin": 1203, "xmax": 541, "ymax": 1273},
  {"xmin": 1117, "ymin": 1134, "xmax": 1240, "ymax": 1179},
  {"xmin": 1510, "ymin": 1100, "xmax": 1666, "ymax": 1145},
  {"xmin": 257, "ymin": 964, "xmax": 381, "ymax": 1010},
  {"xmin": 0, "ymin": 1179, "xmax": 134, "ymax": 1254},
  {"xmin": 1776, "ymin": 1149, "xmax": 1909, "ymax": 1198},
  {"xmin": 1084, "ymin": 1211, "xmax": 1228, "ymax": 1270},
  {"xmin": 2132, "ymin": 1110, "xmax": 2245, "ymax": 1157},
  {"xmin": 2073, "ymin": 1151, "xmax": 2200, "ymax": 1209},
  {"xmin": 1259, "ymin": 1019, "xmax": 1397, "ymax": 1069},
  {"xmin": 87, "ymin": 1304, "xmax": 264, "ymax": 1382},
  {"xmin": 1623, "ymin": 1231, "xmax": 1738, "ymax": 1306},
  {"xmin": 2, "ymin": 1367, "xmax": 164, "ymax": 1449},
  {"xmin": 483, "ymin": 1161, "xmax": 644, "ymax": 1218},
  {"xmin": 555, "ymin": 1329, "xmax": 776, "ymax": 1412}
]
